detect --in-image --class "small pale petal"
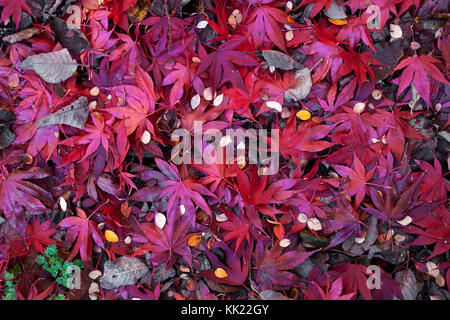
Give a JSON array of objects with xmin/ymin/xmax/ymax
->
[
  {"xmin": 353, "ymin": 102, "xmax": 365, "ymax": 114},
  {"xmin": 396, "ymin": 215, "xmax": 412, "ymax": 226},
  {"xmin": 155, "ymin": 212, "xmax": 167, "ymax": 229},
  {"xmin": 191, "ymin": 94, "xmax": 201, "ymax": 110},
  {"xmin": 266, "ymin": 101, "xmax": 282, "ymax": 112},
  {"xmin": 59, "ymin": 197, "xmax": 67, "ymax": 212},
  {"xmin": 307, "ymin": 217, "xmax": 322, "ymax": 231},
  {"xmin": 279, "ymin": 238, "xmax": 291, "ymax": 247},
  {"xmin": 216, "ymin": 213, "xmax": 228, "ymax": 222},
  {"xmin": 213, "ymin": 93, "xmax": 224, "ymax": 106},
  {"xmin": 390, "ymin": 24, "xmax": 402, "ymax": 39},
  {"xmin": 88, "ymin": 270, "xmax": 102, "ymax": 280},
  {"xmin": 426, "ymin": 261, "xmax": 440, "ymax": 278},
  {"xmin": 196, "ymin": 20, "xmax": 208, "ymax": 29},
  {"xmin": 203, "ymin": 87, "xmax": 213, "ymax": 101},
  {"xmin": 140, "ymin": 130, "xmax": 151, "ymax": 144},
  {"xmin": 297, "ymin": 213, "xmax": 308, "ymax": 224}
]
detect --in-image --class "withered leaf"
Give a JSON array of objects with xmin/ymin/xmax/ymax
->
[
  {"xmin": 395, "ymin": 269, "xmax": 421, "ymax": 300},
  {"xmin": 371, "ymin": 41, "xmax": 404, "ymax": 81},
  {"xmin": 49, "ymin": 18, "xmax": 90, "ymax": 56},
  {"xmin": 262, "ymin": 50, "xmax": 300, "ymax": 71},
  {"xmin": 20, "ymin": 48, "xmax": 78, "ymax": 84},
  {"xmin": 36, "ymin": 96, "xmax": 89, "ymax": 129},
  {"xmin": 156, "ymin": 109, "xmax": 179, "ymax": 133},
  {"xmin": 284, "ymin": 67, "xmax": 312, "ymax": 102},
  {"xmin": 126, "ymin": 0, "xmax": 150, "ymax": 24},
  {"xmin": 259, "ymin": 290, "xmax": 290, "ymax": 300},
  {"xmin": 2, "ymin": 27, "xmax": 40, "ymax": 44},
  {"xmin": 99, "ymin": 256, "xmax": 149, "ymax": 289},
  {"xmin": 0, "ymin": 109, "xmax": 16, "ymax": 124},
  {"xmin": 0, "ymin": 125, "xmax": 16, "ymax": 150},
  {"xmin": 324, "ymin": 0, "xmax": 347, "ymax": 20}
]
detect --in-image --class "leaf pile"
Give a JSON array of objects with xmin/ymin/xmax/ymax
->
[{"xmin": 0, "ymin": 0, "xmax": 449, "ymax": 301}]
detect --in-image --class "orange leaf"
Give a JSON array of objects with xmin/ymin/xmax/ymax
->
[
  {"xmin": 274, "ymin": 224, "xmax": 285, "ymax": 240},
  {"xmin": 214, "ymin": 267, "xmax": 228, "ymax": 279},
  {"xmin": 188, "ymin": 235, "xmax": 202, "ymax": 247},
  {"xmin": 104, "ymin": 230, "xmax": 119, "ymax": 242},
  {"xmin": 328, "ymin": 18, "xmax": 347, "ymax": 25}
]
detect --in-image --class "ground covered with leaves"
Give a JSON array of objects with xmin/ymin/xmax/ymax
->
[{"xmin": 0, "ymin": 0, "xmax": 449, "ymax": 301}]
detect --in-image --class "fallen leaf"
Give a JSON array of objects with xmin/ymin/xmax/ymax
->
[
  {"xmin": 20, "ymin": 49, "xmax": 78, "ymax": 84},
  {"xmin": 36, "ymin": 96, "xmax": 89, "ymax": 129}
]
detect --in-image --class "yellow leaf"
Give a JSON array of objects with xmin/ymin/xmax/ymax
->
[
  {"xmin": 296, "ymin": 109, "xmax": 311, "ymax": 121},
  {"xmin": 328, "ymin": 18, "xmax": 347, "ymax": 25},
  {"xmin": 104, "ymin": 230, "xmax": 119, "ymax": 243},
  {"xmin": 188, "ymin": 235, "xmax": 202, "ymax": 247},
  {"xmin": 214, "ymin": 267, "xmax": 228, "ymax": 279}
]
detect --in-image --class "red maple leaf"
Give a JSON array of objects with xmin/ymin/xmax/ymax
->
[
  {"xmin": 60, "ymin": 113, "xmax": 114, "ymax": 162},
  {"xmin": 190, "ymin": 154, "xmax": 237, "ymax": 202},
  {"xmin": 0, "ymin": 0, "xmax": 32, "ymax": 29},
  {"xmin": 336, "ymin": 16, "xmax": 375, "ymax": 51},
  {"xmin": 235, "ymin": 166, "xmax": 297, "ymax": 216},
  {"xmin": 106, "ymin": 94, "xmax": 154, "ymax": 138},
  {"xmin": 336, "ymin": 48, "xmax": 383, "ymax": 89},
  {"xmin": 109, "ymin": 33, "xmax": 149, "ymax": 73},
  {"xmin": 0, "ymin": 167, "xmax": 52, "ymax": 234},
  {"xmin": 223, "ymin": 71, "xmax": 263, "ymax": 121},
  {"xmin": 332, "ymin": 154, "xmax": 375, "ymax": 207},
  {"xmin": 17, "ymin": 280, "xmax": 56, "ymax": 300},
  {"xmin": 162, "ymin": 62, "xmax": 202, "ymax": 105},
  {"xmin": 131, "ymin": 158, "xmax": 215, "ymax": 220},
  {"xmin": 197, "ymin": 38, "xmax": 258, "ymax": 93},
  {"xmin": 416, "ymin": 156, "xmax": 450, "ymax": 202},
  {"xmin": 26, "ymin": 218, "xmax": 58, "ymax": 254},
  {"xmin": 394, "ymin": 55, "xmax": 450, "ymax": 106},
  {"xmin": 132, "ymin": 215, "xmax": 192, "ymax": 268},
  {"xmin": 252, "ymin": 240, "xmax": 317, "ymax": 290},
  {"xmin": 295, "ymin": 0, "xmax": 334, "ymax": 18},
  {"xmin": 367, "ymin": 108, "xmax": 427, "ymax": 160},
  {"xmin": 203, "ymin": 1, "xmax": 229, "ymax": 40},
  {"xmin": 218, "ymin": 207, "xmax": 254, "ymax": 251},
  {"xmin": 247, "ymin": 4, "xmax": 293, "ymax": 52},
  {"xmin": 404, "ymin": 206, "xmax": 450, "ymax": 260},
  {"xmin": 58, "ymin": 207, "xmax": 105, "ymax": 263},
  {"xmin": 201, "ymin": 240, "xmax": 252, "ymax": 286},
  {"xmin": 307, "ymin": 277, "xmax": 356, "ymax": 300},
  {"xmin": 332, "ymin": 263, "xmax": 371, "ymax": 300},
  {"xmin": 276, "ymin": 114, "xmax": 334, "ymax": 158}
]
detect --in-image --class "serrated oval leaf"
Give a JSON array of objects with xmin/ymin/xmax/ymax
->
[
  {"xmin": 20, "ymin": 48, "xmax": 78, "ymax": 84},
  {"xmin": 262, "ymin": 50, "xmax": 299, "ymax": 70}
]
